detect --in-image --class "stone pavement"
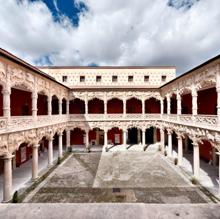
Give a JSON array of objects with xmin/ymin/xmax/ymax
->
[
  {"xmin": 24, "ymin": 144, "xmax": 211, "ymax": 203},
  {"xmin": 0, "ymin": 203, "xmax": 220, "ymax": 219}
]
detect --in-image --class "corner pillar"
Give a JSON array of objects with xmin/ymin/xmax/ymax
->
[{"xmin": 2, "ymin": 154, "xmax": 14, "ymax": 202}]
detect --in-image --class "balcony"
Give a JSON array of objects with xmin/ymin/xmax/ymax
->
[
  {"xmin": 69, "ymin": 114, "xmax": 162, "ymax": 121},
  {"xmin": 0, "ymin": 113, "xmax": 218, "ymax": 135},
  {"xmin": 162, "ymin": 114, "xmax": 218, "ymax": 130},
  {"xmin": 0, "ymin": 115, "xmax": 69, "ymax": 134}
]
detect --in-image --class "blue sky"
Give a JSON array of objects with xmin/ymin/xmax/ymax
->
[
  {"xmin": 31, "ymin": 0, "xmax": 87, "ymax": 26},
  {"xmin": 0, "ymin": 0, "xmax": 220, "ymax": 75}
]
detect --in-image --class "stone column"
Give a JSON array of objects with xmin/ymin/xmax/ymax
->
[
  {"xmin": 216, "ymin": 88, "xmax": 220, "ymax": 126},
  {"xmin": 153, "ymin": 127, "xmax": 157, "ymax": 143},
  {"xmin": 212, "ymin": 147, "xmax": 217, "ymax": 166},
  {"xmin": 66, "ymin": 99, "xmax": 69, "ymax": 115},
  {"xmin": 167, "ymin": 95, "xmax": 171, "ymax": 115},
  {"xmin": 167, "ymin": 130, "xmax": 172, "ymax": 157},
  {"xmin": 142, "ymin": 128, "xmax": 146, "ymax": 146},
  {"xmin": 142, "ymin": 99, "xmax": 145, "ymax": 115},
  {"xmin": 160, "ymin": 129, "xmax": 165, "ymax": 153},
  {"xmin": 177, "ymin": 135, "xmax": 183, "ymax": 166},
  {"xmin": 32, "ymin": 144, "xmax": 39, "ymax": 180},
  {"xmin": 104, "ymin": 130, "xmax": 108, "ymax": 147},
  {"xmin": 48, "ymin": 95, "xmax": 52, "ymax": 116},
  {"xmin": 59, "ymin": 99, "xmax": 62, "ymax": 115},
  {"xmin": 85, "ymin": 130, "xmax": 90, "ymax": 151},
  {"xmin": 48, "ymin": 137, "xmax": 53, "ymax": 166},
  {"xmin": 123, "ymin": 99, "xmax": 126, "ymax": 116},
  {"xmin": 58, "ymin": 133, "xmax": 63, "ymax": 158},
  {"xmin": 192, "ymin": 89, "xmax": 198, "ymax": 116},
  {"xmin": 137, "ymin": 129, "xmax": 141, "ymax": 144},
  {"xmin": 160, "ymin": 99, "xmax": 164, "ymax": 114},
  {"xmin": 85, "ymin": 100, "xmax": 88, "ymax": 115},
  {"xmin": 177, "ymin": 93, "xmax": 182, "ymax": 115},
  {"xmin": 104, "ymin": 100, "xmax": 107, "ymax": 115},
  {"xmin": 123, "ymin": 130, "xmax": 127, "ymax": 146},
  {"xmin": 32, "ymin": 91, "xmax": 38, "ymax": 118},
  {"xmin": 216, "ymin": 152, "xmax": 220, "ymax": 195},
  {"xmin": 3, "ymin": 154, "xmax": 14, "ymax": 202},
  {"xmin": 2, "ymin": 87, "xmax": 11, "ymax": 118},
  {"xmin": 66, "ymin": 130, "xmax": 71, "ymax": 148},
  {"xmin": 193, "ymin": 141, "xmax": 200, "ymax": 178}
]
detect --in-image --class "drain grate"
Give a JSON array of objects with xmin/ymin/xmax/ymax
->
[{"xmin": 112, "ymin": 188, "xmax": 121, "ymax": 193}]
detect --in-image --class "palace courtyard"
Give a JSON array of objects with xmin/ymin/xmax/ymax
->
[{"xmin": 22, "ymin": 144, "xmax": 212, "ymax": 204}]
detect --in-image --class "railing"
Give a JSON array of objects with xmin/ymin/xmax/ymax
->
[
  {"xmin": 0, "ymin": 113, "xmax": 219, "ymax": 135},
  {"xmin": 69, "ymin": 113, "xmax": 162, "ymax": 121},
  {"xmin": 162, "ymin": 114, "xmax": 218, "ymax": 129},
  {"xmin": 0, "ymin": 115, "xmax": 69, "ymax": 134}
]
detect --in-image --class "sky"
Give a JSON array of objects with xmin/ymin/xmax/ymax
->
[{"xmin": 0, "ymin": 0, "xmax": 220, "ymax": 75}]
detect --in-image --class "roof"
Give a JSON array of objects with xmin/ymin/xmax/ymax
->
[
  {"xmin": 37, "ymin": 66, "xmax": 176, "ymax": 69},
  {"xmin": 160, "ymin": 54, "xmax": 220, "ymax": 89},
  {"xmin": 0, "ymin": 48, "xmax": 69, "ymax": 89}
]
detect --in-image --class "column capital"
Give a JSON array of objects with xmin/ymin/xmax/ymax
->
[
  {"xmin": 2, "ymin": 153, "xmax": 14, "ymax": 160},
  {"xmin": 32, "ymin": 143, "xmax": 40, "ymax": 148}
]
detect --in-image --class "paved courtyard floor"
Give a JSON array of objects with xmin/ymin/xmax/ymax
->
[{"xmin": 24, "ymin": 144, "xmax": 211, "ymax": 203}]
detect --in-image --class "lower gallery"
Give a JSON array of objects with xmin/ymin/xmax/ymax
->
[{"xmin": 0, "ymin": 48, "xmax": 220, "ymax": 218}]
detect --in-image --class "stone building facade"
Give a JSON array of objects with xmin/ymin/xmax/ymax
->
[{"xmin": 0, "ymin": 48, "xmax": 220, "ymax": 202}]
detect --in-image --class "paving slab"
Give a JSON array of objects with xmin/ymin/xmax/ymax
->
[{"xmin": 0, "ymin": 203, "xmax": 220, "ymax": 219}]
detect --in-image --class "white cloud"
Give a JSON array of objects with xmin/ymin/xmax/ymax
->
[{"xmin": 0, "ymin": 0, "xmax": 220, "ymax": 74}]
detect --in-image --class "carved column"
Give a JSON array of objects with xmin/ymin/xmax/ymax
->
[
  {"xmin": 32, "ymin": 91, "xmax": 38, "ymax": 118},
  {"xmin": 2, "ymin": 154, "xmax": 14, "ymax": 202},
  {"xmin": 177, "ymin": 92, "xmax": 182, "ymax": 115},
  {"xmin": 160, "ymin": 98, "xmax": 164, "ymax": 115},
  {"xmin": 142, "ymin": 128, "xmax": 145, "ymax": 146},
  {"xmin": 177, "ymin": 135, "xmax": 183, "ymax": 166},
  {"xmin": 66, "ymin": 130, "xmax": 71, "ymax": 148},
  {"xmin": 153, "ymin": 127, "xmax": 157, "ymax": 143},
  {"xmin": 48, "ymin": 137, "xmax": 53, "ymax": 166},
  {"xmin": 104, "ymin": 99, "xmax": 107, "ymax": 115},
  {"xmin": 59, "ymin": 99, "xmax": 62, "ymax": 115},
  {"xmin": 47, "ymin": 95, "xmax": 52, "ymax": 116},
  {"xmin": 216, "ymin": 151, "xmax": 220, "ymax": 195},
  {"xmin": 104, "ymin": 129, "xmax": 108, "ymax": 147},
  {"xmin": 160, "ymin": 129, "xmax": 165, "ymax": 153},
  {"xmin": 85, "ymin": 130, "xmax": 90, "ymax": 151},
  {"xmin": 58, "ymin": 132, "xmax": 63, "ymax": 158},
  {"xmin": 167, "ymin": 130, "xmax": 172, "ymax": 157},
  {"xmin": 32, "ymin": 144, "xmax": 39, "ymax": 180},
  {"xmin": 123, "ymin": 99, "xmax": 126, "ymax": 116},
  {"xmin": 192, "ymin": 88, "xmax": 198, "ymax": 116},
  {"xmin": 216, "ymin": 88, "xmax": 220, "ymax": 125},
  {"xmin": 66, "ymin": 99, "xmax": 69, "ymax": 115},
  {"xmin": 85, "ymin": 94, "xmax": 88, "ymax": 115},
  {"xmin": 142, "ymin": 99, "xmax": 145, "ymax": 115},
  {"xmin": 137, "ymin": 129, "xmax": 141, "ymax": 144},
  {"xmin": 193, "ymin": 141, "xmax": 200, "ymax": 179},
  {"xmin": 123, "ymin": 129, "xmax": 127, "ymax": 146},
  {"xmin": 167, "ymin": 95, "xmax": 171, "ymax": 115},
  {"xmin": 2, "ymin": 87, "xmax": 11, "ymax": 118}
]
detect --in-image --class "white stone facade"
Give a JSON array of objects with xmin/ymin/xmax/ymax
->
[
  {"xmin": 39, "ymin": 67, "xmax": 176, "ymax": 88},
  {"xmin": 1, "ymin": 48, "xmax": 220, "ymax": 202}
]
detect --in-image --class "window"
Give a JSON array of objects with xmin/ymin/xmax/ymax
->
[
  {"xmin": 144, "ymin": 75, "xmax": 149, "ymax": 82},
  {"xmin": 128, "ymin": 75, "xmax": 133, "ymax": 82},
  {"xmin": 161, "ymin": 75, "xmax": 166, "ymax": 82},
  {"xmin": 62, "ymin": 76, "xmax": 67, "ymax": 82},
  {"xmin": 96, "ymin": 75, "xmax": 101, "ymax": 82},
  {"xmin": 112, "ymin": 75, "xmax": 118, "ymax": 82},
  {"xmin": 80, "ymin": 76, "xmax": 85, "ymax": 82}
]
